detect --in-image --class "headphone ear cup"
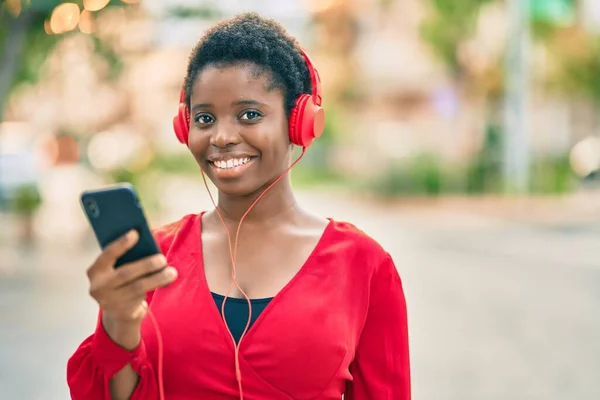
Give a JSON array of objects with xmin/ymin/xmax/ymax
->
[
  {"xmin": 289, "ymin": 94, "xmax": 310, "ymax": 147},
  {"xmin": 288, "ymin": 98, "xmax": 303, "ymax": 147},
  {"xmin": 289, "ymin": 94, "xmax": 325, "ymax": 148},
  {"xmin": 173, "ymin": 103, "xmax": 190, "ymax": 145},
  {"xmin": 304, "ymin": 102, "xmax": 325, "ymax": 144}
]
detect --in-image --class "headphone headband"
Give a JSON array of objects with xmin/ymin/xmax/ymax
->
[
  {"xmin": 179, "ymin": 83, "xmax": 186, "ymax": 104},
  {"xmin": 298, "ymin": 48, "xmax": 322, "ymax": 107},
  {"xmin": 173, "ymin": 47, "xmax": 324, "ymax": 148}
]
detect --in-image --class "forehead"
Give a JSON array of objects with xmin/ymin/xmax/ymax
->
[{"xmin": 191, "ymin": 63, "xmax": 281, "ymax": 102}]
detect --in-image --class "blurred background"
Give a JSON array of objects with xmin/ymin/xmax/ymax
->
[{"xmin": 0, "ymin": 0, "xmax": 598, "ymax": 399}]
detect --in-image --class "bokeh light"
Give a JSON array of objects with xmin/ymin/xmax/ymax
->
[
  {"xmin": 50, "ymin": 3, "xmax": 81, "ymax": 35},
  {"xmin": 78, "ymin": 9, "xmax": 95, "ymax": 34},
  {"xmin": 86, "ymin": 128, "xmax": 149, "ymax": 172},
  {"xmin": 569, "ymin": 136, "xmax": 600, "ymax": 178},
  {"xmin": 83, "ymin": 0, "xmax": 109, "ymax": 12}
]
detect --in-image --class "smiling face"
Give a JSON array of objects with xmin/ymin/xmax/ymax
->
[{"xmin": 188, "ymin": 62, "xmax": 292, "ymax": 196}]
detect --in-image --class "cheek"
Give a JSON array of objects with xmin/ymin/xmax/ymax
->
[
  {"xmin": 269, "ymin": 117, "xmax": 292, "ymax": 152},
  {"xmin": 261, "ymin": 132, "xmax": 290, "ymax": 164},
  {"xmin": 187, "ymin": 132, "xmax": 209, "ymax": 162},
  {"xmin": 244, "ymin": 120, "xmax": 289, "ymax": 156}
]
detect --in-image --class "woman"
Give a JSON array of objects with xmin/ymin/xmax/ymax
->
[{"xmin": 67, "ymin": 12, "xmax": 411, "ymax": 400}]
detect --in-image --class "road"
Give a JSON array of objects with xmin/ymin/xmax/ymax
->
[{"xmin": 0, "ymin": 189, "xmax": 598, "ymax": 400}]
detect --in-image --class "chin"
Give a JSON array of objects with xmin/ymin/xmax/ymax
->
[
  {"xmin": 212, "ymin": 180, "xmax": 264, "ymax": 197},
  {"xmin": 202, "ymin": 166, "xmax": 264, "ymax": 198}
]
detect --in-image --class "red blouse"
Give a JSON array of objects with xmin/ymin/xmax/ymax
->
[{"xmin": 67, "ymin": 213, "xmax": 411, "ymax": 399}]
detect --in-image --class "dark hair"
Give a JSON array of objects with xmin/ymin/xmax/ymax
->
[{"xmin": 183, "ymin": 12, "xmax": 312, "ymax": 117}]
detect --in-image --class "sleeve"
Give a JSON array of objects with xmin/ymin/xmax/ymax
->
[
  {"xmin": 66, "ymin": 222, "xmax": 179, "ymax": 400},
  {"xmin": 66, "ymin": 304, "xmax": 158, "ymax": 400},
  {"xmin": 345, "ymin": 253, "xmax": 411, "ymax": 400}
]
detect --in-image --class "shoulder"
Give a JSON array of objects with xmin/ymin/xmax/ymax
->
[
  {"xmin": 326, "ymin": 218, "xmax": 393, "ymax": 275},
  {"xmin": 324, "ymin": 219, "xmax": 404, "ymax": 311},
  {"xmin": 151, "ymin": 213, "xmax": 200, "ymax": 256}
]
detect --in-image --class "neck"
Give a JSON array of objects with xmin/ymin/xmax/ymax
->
[{"xmin": 211, "ymin": 174, "xmax": 298, "ymax": 227}]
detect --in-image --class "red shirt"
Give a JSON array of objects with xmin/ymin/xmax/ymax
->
[{"xmin": 67, "ymin": 213, "xmax": 411, "ymax": 399}]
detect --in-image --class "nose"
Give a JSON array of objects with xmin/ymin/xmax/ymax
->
[{"xmin": 209, "ymin": 121, "xmax": 241, "ymax": 148}]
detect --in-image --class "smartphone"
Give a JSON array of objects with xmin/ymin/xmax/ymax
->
[{"xmin": 80, "ymin": 183, "xmax": 160, "ymax": 268}]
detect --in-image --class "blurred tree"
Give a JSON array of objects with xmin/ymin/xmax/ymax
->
[
  {"xmin": 0, "ymin": 0, "xmax": 131, "ymax": 121},
  {"xmin": 419, "ymin": 0, "xmax": 583, "ymax": 194},
  {"xmin": 533, "ymin": 0, "xmax": 600, "ymax": 108},
  {"xmin": 420, "ymin": 0, "xmax": 506, "ymax": 194},
  {"xmin": 420, "ymin": 0, "xmax": 500, "ymax": 96}
]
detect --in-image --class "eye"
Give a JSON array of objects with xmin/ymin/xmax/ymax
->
[
  {"xmin": 240, "ymin": 110, "xmax": 262, "ymax": 121},
  {"xmin": 194, "ymin": 113, "xmax": 214, "ymax": 125}
]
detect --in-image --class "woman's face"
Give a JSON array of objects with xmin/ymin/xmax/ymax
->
[{"xmin": 187, "ymin": 63, "xmax": 291, "ymax": 196}]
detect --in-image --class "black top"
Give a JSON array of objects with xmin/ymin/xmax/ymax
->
[{"xmin": 211, "ymin": 292, "xmax": 273, "ymax": 344}]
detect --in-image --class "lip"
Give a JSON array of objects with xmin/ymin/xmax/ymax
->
[{"xmin": 208, "ymin": 156, "xmax": 258, "ymax": 180}]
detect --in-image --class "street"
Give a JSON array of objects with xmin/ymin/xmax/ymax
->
[{"xmin": 0, "ymin": 189, "xmax": 598, "ymax": 400}]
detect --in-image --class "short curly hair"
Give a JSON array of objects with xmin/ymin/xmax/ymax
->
[{"xmin": 183, "ymin": 12, "xmax": 312, "ymax": 117}]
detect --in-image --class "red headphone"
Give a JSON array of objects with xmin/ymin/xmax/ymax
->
[{"xmin": 172, "ymin": 48, "xmax": 325, "ymax": 148}]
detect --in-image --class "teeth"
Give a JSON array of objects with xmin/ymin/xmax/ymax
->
[{"xmin": 213, "ymin": 157, "xmax": 251, "ymax": 169}]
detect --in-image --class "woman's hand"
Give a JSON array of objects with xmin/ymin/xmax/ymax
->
[{"xmin": 86, "ymin": 230, "xmax": 178, "ymax": 348}]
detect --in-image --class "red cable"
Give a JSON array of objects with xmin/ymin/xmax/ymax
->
[
  {"xmin": 147, "ymin": 309, "xmax": 165, "ymax": 400},
  {"xmin": 149, "ymin": 148, "xmax": 306, "ymax": 400}
]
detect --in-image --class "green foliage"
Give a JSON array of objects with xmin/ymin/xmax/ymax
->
[
  {"xmin": 530, "ymin": 0, "xmax": 575, "ymax": 25},
  {"xmin": 554, "ymin": 38, "xmax": 600, "ymax": 107},
  {"xmin": 528, "ymin": 0, "xmax": 600, "ymax": 106},
  {"xmin": 146, "ymin": 151, "xmax": 200, "ymax": 176},
  {"xmin": 420, "ymin": 0, "xmax": 497, "ymax": 74},
  {"xmin": 365, "ymin": 119, "xmax": 573, "ymax": 198},
  {"xmin": 10, "ymin": 185, "xmax": 42, "ymax": 215},
  {"xmin": 90, "ymin": 34, "xmax": 124, "ymax": 81},
  {"xmin": 366, "ymin": 154, "xmax": 573, "ymax": 198},
  {"xmin": 367, "ymin": 154, "xmax": 454, "ymax": 197},
  {"xmin": 0, "ymin": 1, "xmax": 129, "ymax": 117},
  {"xmin": 291, "ymin": 166, "xmax": 346, "ymax": 189},
  {"xmin": 166, "ymin": 4, "xmax": 223, "ymax": 19},
  {"xmin": 0, "ymin": 12, "xmax": 57, "ymax": 86},
  {"xmin": 464, "ymin": 120, "xmax": 503, "ymax": 193},
  {"xmin": 529, "ymin": 155, "xmax": 575, "ymax": 194},
  {"xmin": 24, "ymin": 0, "xmax": 133, "ymax": 13}
]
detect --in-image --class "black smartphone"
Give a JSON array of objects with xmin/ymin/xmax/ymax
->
[{"xmin": 80, "ymin": 183, "xmax": 160, "ymax": 268}]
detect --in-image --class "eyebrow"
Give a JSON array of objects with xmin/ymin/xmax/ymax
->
[
  {"xmin": 190, "ymin": 99, "xmax": 267, "ymax": 112},
  {"xmin": 233, "ymin": 99, "xmax": 266, "ymax": 107},
  {"xmin": 191, "ymin": 103, "xmax": 213, "ymax": 112}
]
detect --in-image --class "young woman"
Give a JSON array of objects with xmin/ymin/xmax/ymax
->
[{"xmin": 67, "ymin": 12, "xmax": 411, "ymax": 400}]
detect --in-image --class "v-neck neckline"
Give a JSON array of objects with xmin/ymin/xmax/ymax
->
[{"xmin": 194, "ymin": 211, "xmax": 334, "ymax": 349}]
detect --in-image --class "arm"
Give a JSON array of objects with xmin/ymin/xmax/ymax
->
[
  {"xmin": 67, "ymin": 220, "xmax": 183, "ymax": 399},
  {"xmin": 345, "ymin": 254, "xmax": 411, "ymax": 400},
  {"xmin": 67, "ymin": 226, "xmax": 177, "ymax": 400},
  {"xmin": 67, "ymin": 292, "xmax": 158, "ymax": 400}
]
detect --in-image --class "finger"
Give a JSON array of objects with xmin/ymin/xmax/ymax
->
[
  {"xmin": 114, "ymin": 267, "xmax": 178, "ymax": 300},
  {"xmin": 90, "ymin": 230, "xmax": 139, "ymax": 275},
  {"xmin": 109, "ymin": 254, "xmax": 167, "ymax": 288}
]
